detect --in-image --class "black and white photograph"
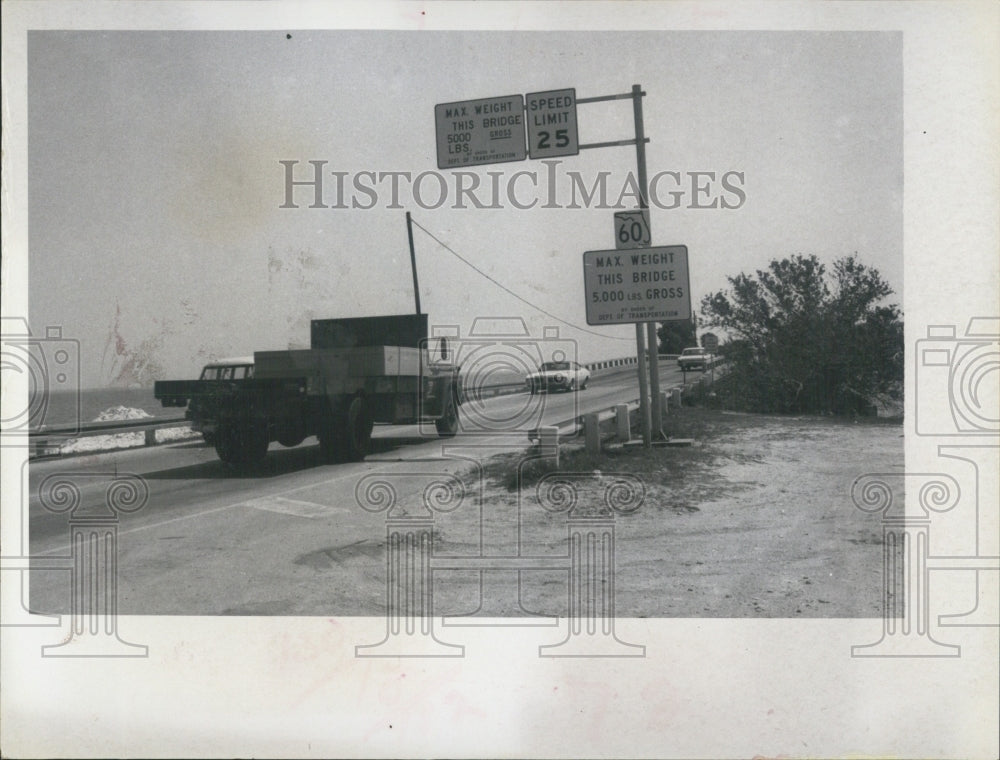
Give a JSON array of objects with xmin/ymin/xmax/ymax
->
[{"xmin": 2, "ymin": 2, "xmax": 997, "ymax": 758}]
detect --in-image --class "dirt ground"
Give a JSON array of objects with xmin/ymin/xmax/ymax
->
[{"xmin": 440, "ymin": 408, "xmax": 905, "ymax": 618}]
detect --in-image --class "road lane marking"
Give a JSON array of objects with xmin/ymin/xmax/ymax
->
[{"xmin": 242, "ymin": 496, "xmax": 350, "ymax": 519}]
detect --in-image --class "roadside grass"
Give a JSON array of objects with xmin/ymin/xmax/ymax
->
[{"xmin": 472, "ymin": 404, "xmax": 903, "ymax": 493}]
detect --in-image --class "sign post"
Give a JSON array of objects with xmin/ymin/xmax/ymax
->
[
  {"xmin": 583, "ymin": 244, "xmax": 691, "ymax": 447},
  {"xmin": 703, "ymin": 332, "xmax": 719, "ymax": 386},
  {"xmin": 629, "ymin": 85, "xmax": 665, "ymax": 443},
  {"xmin": 433, "ymin": 85, "xmax": 687, "ymax": 445}
]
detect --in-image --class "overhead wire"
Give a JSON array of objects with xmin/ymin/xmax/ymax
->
[{"xmin": 409, "ymin": 217, "xmax": 634, "ymax": 342}]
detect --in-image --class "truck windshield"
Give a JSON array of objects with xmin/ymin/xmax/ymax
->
[{"xmin": 200, "ymin": 365, "xmax": 253, "ymax": 380}]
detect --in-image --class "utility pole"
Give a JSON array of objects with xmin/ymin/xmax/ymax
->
[{"xmin": 406, "ymin": 211, "xmax": 421, "ymax": 315}]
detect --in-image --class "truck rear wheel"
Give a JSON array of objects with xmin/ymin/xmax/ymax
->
[
  {"xmin": 340, "ymin": 395, "xmax": 373, "ymax": 461},
  {"xmin": 320, "ymin": 396, "xmax": 372, "ymax": 463}
]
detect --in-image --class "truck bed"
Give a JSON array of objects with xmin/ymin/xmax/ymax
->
[{"xmin": 253, "ymin": 346, "xmax": 428, "ymax": 381}]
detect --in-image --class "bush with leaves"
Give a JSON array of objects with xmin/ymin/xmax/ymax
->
[
  {"xmin": 657, "ymin": 316, "xmax": 698, "ymax": 355},
  {"xmin": 700, "ymin": 254, "xmax": 902, "ymax": 415}
]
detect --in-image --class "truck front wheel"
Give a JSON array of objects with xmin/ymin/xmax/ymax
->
[
  {"xmin": 215, "ymin": 424, "xmax": 268, "ymax": 468},
  {"xmin": 435, "ymin": 394, "xmax": 459, "ymax": 437}
]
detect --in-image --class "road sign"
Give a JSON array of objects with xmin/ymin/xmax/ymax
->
[
  {"xmin": 702, "ymin": 333, "xmax": 719, "ymax": 352},
  {"xmin": 526, "ymin": 88, "xmax": 579, "ymax": 159},
  {"xmin": 582, "ymin": 245, "xmax": 691, "ymax": 326},
  {"xmin": 614, "ymin": 209, "xmax": 651, "ymax": 249},
  {"xmin": 435, "ymin": 94, "xmax": 527, "ymax": 170}
]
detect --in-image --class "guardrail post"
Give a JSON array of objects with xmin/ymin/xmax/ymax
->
[
  {"xmin": 539, "ymin": 426, "xmax": 560, "ymax": 466},
  {"xmin": 584, "ymin": 413, "xmax": 600, "ymax": 454},
  {"xmin": 615, "ymin": 405, "xmax": 630, "ymax": 442},
  {"xmin": 670, "ymin": 388, "xmax": 682, "ymax": 408},
  {"xmin": 144, "ymin": 428, "xmax": 157, "ymax": 447}
]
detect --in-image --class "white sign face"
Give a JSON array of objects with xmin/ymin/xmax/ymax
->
[
  {"xmin": 614, "ymin": 209, "xmax": 651, "ymax": 249},
  {"xmin": 583, "ymin": 245, "xmax": 691, "ymax": 325},
  {"xmin": 435, "ymin": 94, "xmax": 527, "ymax": 169},
  {"xmin": 702, "ymin": 334, "xmax": 719, "ymax": 352},
  {"xmin": 525, "ymin": 88, "xmax": 579, "ymax": 159}
]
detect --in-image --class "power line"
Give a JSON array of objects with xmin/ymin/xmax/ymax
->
[{"xmin": 410, "ymin": 217, "xmax": 634, "ymax": 343}]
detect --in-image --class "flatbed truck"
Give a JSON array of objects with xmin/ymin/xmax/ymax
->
[{"xmin": 154, "ymin": 314, "xmax": 461, "ymax": 466}]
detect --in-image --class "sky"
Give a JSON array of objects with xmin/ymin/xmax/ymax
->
[{"xmin": 27, "ymin": 29, "xmax": 902, "ymax": 387}]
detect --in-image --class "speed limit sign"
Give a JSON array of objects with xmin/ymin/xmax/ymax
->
[{"xmin": 614, "ymin": 209, "xmax": 651, "ymax": 249}]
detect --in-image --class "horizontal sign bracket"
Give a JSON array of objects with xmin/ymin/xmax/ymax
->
[
  {"xmin": 579, "ymin": 137, "xmax": 650, "ymax": 151},
  {"xmin": 576, "ymin": 91, "xmax": 645, "ymax": 104}
]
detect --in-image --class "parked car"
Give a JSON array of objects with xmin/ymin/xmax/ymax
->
[
  {"xmin": 526, "ymin": 361, "xmax": 590, "ymax": 393},
  {"xmin": 677, "ymin": 346, "xmax": 711, "ymax": 371}
]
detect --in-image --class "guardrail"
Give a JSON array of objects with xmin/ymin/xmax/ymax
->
[
  {"xmin": 27, "ymin": 417, "xmax": 193, "ymax": 458},
  {"xmin": 25, "ymin": 361, "xmax": 725, "ymax": 459},
  {"xmin": 528, "ymin": 360, "xmax": 728, "ymax": 457}
]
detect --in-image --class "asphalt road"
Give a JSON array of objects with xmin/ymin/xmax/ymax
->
[{"xmin": 24, "ymin": 362, "xmax": 691, "ymax": 616}]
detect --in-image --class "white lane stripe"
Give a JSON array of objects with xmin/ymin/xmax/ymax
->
[{"xmin": 243, "ymin": 496, "xmax": 350, "ymax": 519}]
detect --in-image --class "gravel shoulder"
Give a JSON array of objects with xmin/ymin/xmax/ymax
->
[{"xmin": 467, "ymin": 408, "xmax": 905, "ymax": 618}]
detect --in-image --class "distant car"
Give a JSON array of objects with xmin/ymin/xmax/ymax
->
[
  {"xmin": 526, "ymin": 361, "xmax": 590, "ymax": 393},
  {"xmin": 677, "ymin": 347, "xmax": 711, "ymax": 371}
]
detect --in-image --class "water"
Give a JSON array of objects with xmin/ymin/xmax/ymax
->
[{"xmin": 38, "ymin": 388, "xmax": 180, "ymax": 428}]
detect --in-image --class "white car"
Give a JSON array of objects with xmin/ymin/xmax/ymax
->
[
  {"xmin": 677, "ymin": 346, "xmax": 711, "ymax": 371},
  {"xmin": 526, "ymin": 361, "xmax": 590, "ymax": 394}
]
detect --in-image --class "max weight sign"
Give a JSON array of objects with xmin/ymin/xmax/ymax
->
[{"xmin": 583, "ymin": 245, "xmax": 691, "ymax": 325}]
